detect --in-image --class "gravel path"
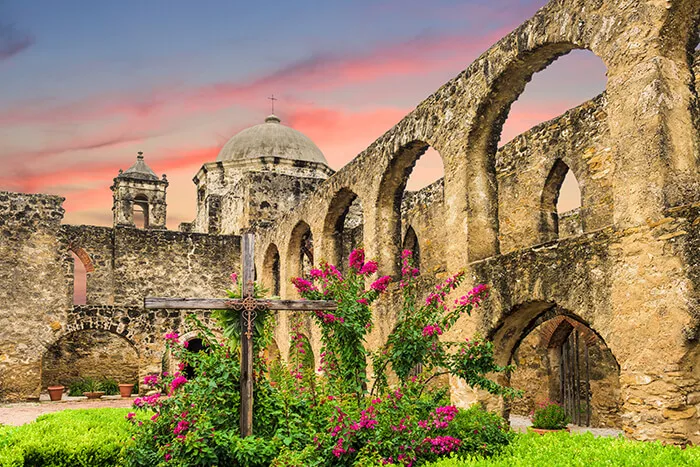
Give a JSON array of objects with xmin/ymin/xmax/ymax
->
[
  {"xmin": 509, "ymin": 414, "xmax": 623, "ymax": 437},
  {"xmin": 0, "ymin": 396, "xmax": 134, "ymax": 426}
]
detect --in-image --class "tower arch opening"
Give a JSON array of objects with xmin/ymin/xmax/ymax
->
[{"xmin": 323, "ymin": 188, "xmax": 364, "ymax": 269}]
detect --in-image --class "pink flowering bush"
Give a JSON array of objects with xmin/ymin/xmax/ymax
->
[
  {"xmin": 291, "ymin": 248, "xmax": 391, "ymax": 402},
  {"xmin": 123, "ymin": 315, "xmax": 282, "ymax": 467},
  {"xmin": 372, "ymin": 250, "xmax": 519, "ymax": 400}
]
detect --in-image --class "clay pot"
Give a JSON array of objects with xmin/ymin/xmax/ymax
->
[
  {"xmin": 528, "ymin": 426, "xmax": 571, "ymax": 435},
  {"xmin": 118, "ymin": 384, "xmax": 135, "ymax": 398},
  {"xmin": 47, "ymin": 385, "xmax": 64, "ymax": 402},
  {"xmin": 83, "ymin": 391, "xmax": 105, "ymax": 400}
]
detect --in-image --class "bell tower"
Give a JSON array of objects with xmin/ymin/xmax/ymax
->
[{"xmin": 111, "ymin": 152, "xmax": 168, "ymax": 229}]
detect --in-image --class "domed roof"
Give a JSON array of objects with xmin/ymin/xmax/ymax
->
[{"xmin": 216, "ymin": 115, "xmax": 328, "ymax": 165}]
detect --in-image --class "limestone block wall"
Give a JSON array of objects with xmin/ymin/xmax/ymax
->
[
  {"xmin": 0, "ymin": 192, "xmax": 70, "ymax": 400},
  {"xmin": 253, "ymin": 0, "xmax": 700, "ymax": 443},
  {"xmin": 0, "ymin": 191, "xmax": 242, "ymax": 400}
]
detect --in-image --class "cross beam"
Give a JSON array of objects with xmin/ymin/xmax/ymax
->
[{"xmin": 144, "ymin": 233, "xmax": 336, "ymax": 437}]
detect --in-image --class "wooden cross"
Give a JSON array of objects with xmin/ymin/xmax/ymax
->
[{"xmin": 144, "ymin": 233, "xmax": 336, "ymax": 437}]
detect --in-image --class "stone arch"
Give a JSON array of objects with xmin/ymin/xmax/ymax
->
[
  {"xmin": 464, "ymin": 42, "xmax": 609, "ymax": 260},
  {"xmin": 402, "ymin": 225, "xmax": 420, "ymax": 271},
  {"xmin": 41, "ymin": 328, "xmax": 140, "ymax": 391},
  {"xmin": 376, "ymin": 140, "xmax": 444, "ymax": 276},
  {"xmin": 287, "ymin": 220, "xmax": 314, "ymax": 281},
  {"xmin": 68, "ymin": 247, "xmax": 93, "ymax": 306},
  {"xmin": 262, "ymin": 243, "xmax": 281, "ymax": 297},
  {"xmin": 265, "ymin": 338, "xmax": 282, "ymax": 365},
  {"xmin": 133, "ymin": 194, "xmax": 149, "ymax": 229},
  {"xmin": 323, "ymin": 187, "xmax": 364, "ymax": 268},
  {"xmin": 487, "ymin": 301, "xmax": 621, "ymax": 428},
  {"xmin": 540, "ymin": 159, "xmax": 583, "ymax": 242}
]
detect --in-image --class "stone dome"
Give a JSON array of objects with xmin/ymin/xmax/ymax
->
[{"xmin": 216, "ymin": 115, "xmax": 328, "ymax": 165}]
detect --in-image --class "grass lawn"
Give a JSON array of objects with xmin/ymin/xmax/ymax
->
[
  {"xmin": 426, "ymin": 431, "xmax": 700, "ymax": 467},
  {"xmin": 1, "ymin": 408, "xmax": 697, "ymax": 466}
]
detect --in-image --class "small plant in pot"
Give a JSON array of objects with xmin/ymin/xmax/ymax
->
[
  {"xmin": 529, "ymin": 400, "xmax": 571, "ymax": 434},
  {"xmin": 82, "ymin": 378, "xmax": 105, "ymax": 400}
]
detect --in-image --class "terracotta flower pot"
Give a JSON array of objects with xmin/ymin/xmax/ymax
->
[
  {"xmin": 83, "ymin": 391, "xmax": 105, "ymax": 400},
  {"xmin": 47, "ymin": 385, "xmax": 64, "ymax": 402},
  {"xmin": 528, "ymin": 426, "xmax": 571, "ymax": 435},
  {"xmin": 118, "ymin": 384, "xmax": 135, "ymax": 398}
]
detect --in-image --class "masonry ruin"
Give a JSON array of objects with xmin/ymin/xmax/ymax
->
[{"xmin": 1, "ymin": 0, "xmax": 698, "ymax": 445}]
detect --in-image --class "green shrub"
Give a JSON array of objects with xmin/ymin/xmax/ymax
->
[
  {"xmin": 67, "ymin": 377, "xmax": 120, "ymax": 396},
  {"xmin": 530, "ymin": 401, "xmax": 570, "ymax": 430},
  {"xmin": 424, "ymin": 432, "xmax": 700, "ymax": 466},
  {"xmin": 0, "ymin": 408, "xmax": 132, "ymax": 467}
]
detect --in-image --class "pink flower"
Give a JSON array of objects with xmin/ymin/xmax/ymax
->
[
  {"xmin": 370, "ymin": 275, "xmax": 391, "ymax": 293},
  {"xmin": 422, "ymin": 324, "xmax": 443, "ymax": 337},
  {"xmin": 164, "ymin": 332, "xmax": 179, "ymax": 344},
  {"xmin": 165, "ymin": 453, "xmax": 171, "ymax": 461},
  {"xmin": 126, "ymin": 412, "xmax": 135, "ymax": 420},
  {"xmin": 230, "ymin": 272, "xmax": 238, "ymax": 283},
  {"xmin": 401, "ymin": 249, "xmax": 413, "ymax": 259},
  {"xmin": 292, "ymin": 277, "xmax": 317, "ymax": 293},
  {"xmin": 183, "ymin": 340, "xmax": 189, "ymax": 349},
  {"xmin": 348, "ymin": 248, "xmax": 365, "ymax": 270},
  {"xmin": 170, "ymin": 375, "xmax": 188, "ymax": 392},
  {"xmin": 143, "ymin": 374, "xmax": 159, "ymax": 386},
  {"xmin": 359, "ymin": 260, "xmax": 378, "ymax": 275},
  {"xmin": 309, "ymin": 268, "xmax": 324, "ymax": 279},
  {"xmin": 173, "ymin": 420, "xmax": 190, "ymax": 435},
  {"xmin": 357, "ymin": 298, "xmax": 369, "ymax": 305}
]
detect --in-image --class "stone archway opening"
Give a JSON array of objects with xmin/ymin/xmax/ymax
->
[
  {"xmin": 288, "ymin": 220, "xmax": 314, "ymax": 280},
  {"xmin": 263, "ymin": 243, "xmax": 281, "ymax": 297},
  {"xmin": 376, "ymin": 140, "xmax": 444, "ymax": 276},
  {"xmin": 183, "ymin": 337, "xmax": 208, "ymax": 380},
  {"xmin": 540, "ymin": 159, "xmax": 583, "ymax": 241},
  {"xmin": 323, "ymin": 188, "xmax": 364, "ymax": 270},
  {"xmin": 402, "ymin": 225, "xmax": 420, "ymax": 271},
  {"xmin": 41, "ymin": 329, "xmax": 139, "ymax": 392},
  {"xmin": 133, "ymin": 194, "xmax": 149, "ymax": 229},
  {"xmin": 490, "ymin": 303, "xmax": 621, "ymax": 429}
]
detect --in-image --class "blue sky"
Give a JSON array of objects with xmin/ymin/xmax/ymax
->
[{"xmin": 0, "ymin": 0, "xmax": 607, "ymax": 227}]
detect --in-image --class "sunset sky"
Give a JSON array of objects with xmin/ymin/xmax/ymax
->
[{"xmin": 0, "ymin": 0, "xmax": 608, "ymax": 229}]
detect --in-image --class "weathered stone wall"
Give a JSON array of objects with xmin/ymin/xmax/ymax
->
[
  {"xmin": 191, "ymin": 158, "xmax": 332, "ymax": 235},
  {"xmin": 254, "ymin": 1, "xmax": 700, "ymax": 444},
  {"xmin": 0, "ymin": 191, "xmax": 241, "ymax": 400},
  {"xmin": 0, "ymin": 192, "xmax": 69, "ymax": 400},
  {"xmin": 41, "ymin": 329, "xmax": 139, "ymax": 388}
]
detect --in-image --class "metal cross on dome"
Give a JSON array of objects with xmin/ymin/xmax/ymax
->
[
  {"xmin": 267, "ymin": 94, "xmax": 277, "ymax": 114},
  {"xmin": 144, "ymin": 232, "xmax": 336, "ymax": 437}
]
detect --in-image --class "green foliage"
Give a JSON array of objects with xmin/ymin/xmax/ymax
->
[
  {"xmin": 424, "ymin": 432, "xmax": 700, "ymax": 466},
  {"xmin": 530, "ymin": 402, "xmax": 570, "ymax": 430},
  {"xmin": 371, "ymin": 251, "xmax": 519, "ymax": 400},
  {"xmin": 0, "ymin": 408, "xmax": 132, "ymax": 467},
  {"xmin": 290, "ymin": 250, "xmax": 390, "ymax": 403},
  {"xmin": 67, "ymin": 377, "xmax": 119, "ymax": 396}
]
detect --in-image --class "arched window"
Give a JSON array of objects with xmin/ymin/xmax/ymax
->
[
  {"xmin": 402, "ymin": 226, "xmax": 420, "ymax": 271},
  {"xmin": 263, "ymin": 244, "xmax": 281, "ymax": 297},
  {"xmin": 71, "ymin": 251, "xmax": 87, "ymax": 305},
  {"xmin": 541, "ymin": 160, "xmax": 583, "ymax": 241},
  {"xmin": 377, "ymin": 141, "xmax": 444, "ymax": 276},
  {"xmin": 183, "ymin": 338, "xmax": 207, "ymax": 380},
  {"xmin": 289, "ymin": 221, "xmax": 314, "ymax": 279},
  {"xmin": 133, "ymin": 195, "xmax": 149, "ymax": 229},
  {"xmin": 323, "ymin": 188, "xmax": 364, "ymax": 269}
]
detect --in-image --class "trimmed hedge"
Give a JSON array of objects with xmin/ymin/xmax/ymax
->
[
  {"xmin": 426, "ymin": 431, "xmax": 700, "ymax": 467},
  {"xmin": 0, "ymin": 408, "xmax": 131, "ymax": 467}
]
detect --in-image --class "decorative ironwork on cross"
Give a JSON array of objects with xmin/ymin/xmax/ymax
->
[{"xmin": 144, "ymin": 232, "xmax": 336, "ymax": 437}]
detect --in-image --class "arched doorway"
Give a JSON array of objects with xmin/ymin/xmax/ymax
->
[
  {"xmin": 263, "ymin": 244, "xmax": 281, "ymax": 297},
  {"xmin": 288, "ymin": 220, "xmax": 314, "ymax": 279},
  {"xmin": 42, "ymin": 330, "xmax": 139, "ymax": 393},
  {"xmin": 489, "ymin": 302, "xmax": 621, "ymax": 428}
]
